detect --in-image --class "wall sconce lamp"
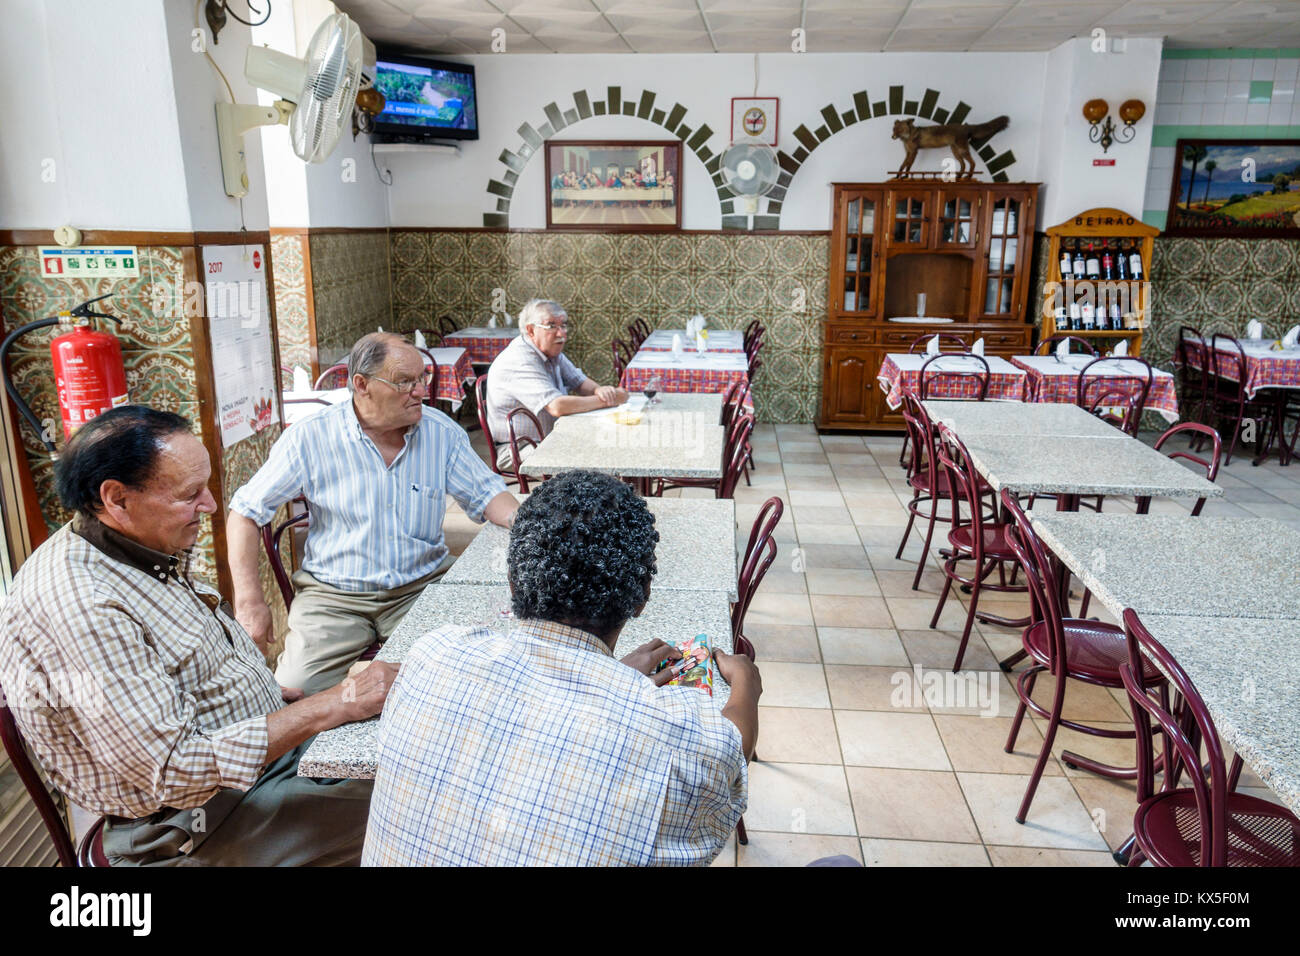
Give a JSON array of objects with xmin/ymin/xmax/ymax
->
[{"xmin": 1083, "ymin": 98, "xmax": 1146, "ymax": 152}]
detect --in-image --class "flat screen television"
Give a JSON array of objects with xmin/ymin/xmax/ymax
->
[{"xmin": 371, "ymin": 51, "xmax": 478, "ymax": 141}]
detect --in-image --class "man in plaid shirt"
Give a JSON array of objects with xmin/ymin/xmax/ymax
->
[
  {"xmin": 0, "ymin": 407, "xmax": 398, "ymax": 865},
  {"xmin": 363, "ymin": 470, "xmax": 761, "ymax": 866}
]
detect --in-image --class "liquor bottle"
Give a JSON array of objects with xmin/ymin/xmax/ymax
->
[
  {"xmin": 1072, "ymin": 241, "xmax": 1086, "ymax": 280},
  {"xmin": 1068, "ymin": 300, "xmax": 1082, "ymax": 331},
  {"xmin": 1054, "ymin": 304, "xmax": 1067, "ymax": 333},
  {"xmin": 1128, "ymin": 243, "xmax": 1144, "ymax": 281},
  {"xmin": 1109, "ymin": 295, "xmax": 1123, "ymax": 330},
  {"xmin": 1116, "ymin": 246, "xmax": 1129, "ymax": 281},
  {"xmin": 1081, "ymin": 299, "xmax": 1095, "ymax": 330},
  {"xmin": 1101, "ymin": 242, "xmax": 1115, "ymax": 281},
  {"xmin": 1059, "ymin": 244, "xmax": 1073, "ymax": 280},
  {"xmin": 1085, "ymin": 243, "xmax": 1101, "ymax": 281}
]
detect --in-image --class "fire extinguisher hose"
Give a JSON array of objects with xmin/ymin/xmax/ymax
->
[{"xmin": 1, "ymin": 317, "xmax": 61, "ymax": 456}]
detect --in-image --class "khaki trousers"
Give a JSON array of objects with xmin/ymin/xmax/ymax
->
[{"xmin": 275, "ymin": 559, "xmax": 449, "ymax": 696}]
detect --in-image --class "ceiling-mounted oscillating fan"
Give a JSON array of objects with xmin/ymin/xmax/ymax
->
[
  {"xmin": 216, "ymin": 12, "xmax": 377, "ymax": 197},
  {"xmin": 720, "ymin": 139, "xmax": 780, "ymax": 214}
]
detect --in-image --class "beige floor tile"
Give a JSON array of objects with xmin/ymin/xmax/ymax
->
[
  {"xmin": 1031, "ymin": 720, "xmax": 1139, "ymax": 780},
  {"xmin": 986, "ymin": 845, "xmax": 1116, "ymax": 866},
  {"xmin": 817, "ymin": 627, "xmax": 908, "ymax": 666},
  {"xmin": 864, "ymin": 546, "xmax": 927, "ymax": 571},
  {"xmin": 792, "ymin": 504, "xmax": 854, "ymax": 525},
  {"xmin": 825, "ymin": 664, "xmax": 926, "ymax": 712},
  {"xmin": 1067, "ymin": 775, "xmax": 1141, "ymax": 853},
  {"xmin": 745, "ymin": 624, "xmax": 821, "ymax": 663},
  {"xmin": 833, "ymin": 465, "xmax": 887, "ymax": 481},
  {"xmin": 745, "ymin": 591, "xmax": 813, "ymax": 627},
  {"xmin": 1023, "ymin": 673, "xmax": 1131, "ymax": 724},
  {"xmin": 861, "ymin": 838, "xmax": 990, "ymax": 867},
  {"xmin": 899, "ymin": 629, "xmax": 999, "ymax": 671},
  {"xmin": 739, "ymin": 833, "xmax": 864, "ymax": 867},
  {"xmin": 754, "ymin": 661, "xmax": 829, "ymax": 708},
  {"xmin": 795, "ymin": 523, "xmax": 864, "ymax": 546},
  {"xmin": 744, "ymin": 762, "xmax": 857, "ymax": 835},
  {"xmin": 755, "ymin": 569, "xmax": 808, "ymax": 594},
  {"xmin": 841, "ymin": 491, "xmax": 907, "ymax": 511},
  {"xmin": 787, "ymin": 489, "xmax": 846, "ymax": 507},
  {"xmin": 709, "ymin": 832, "xmax": 736, "ymax": 867},
  {"xmin": 837, "ymin": 711, "xmax": 951, "ymax": 770},
  {"xmin": 848, "ymin": 504, "xmax": 909, "ymax": 527},
  {"xmin": 922, "ymin": 669, "xmax": 1024, "ymax": 718},
  {"xmin": 886, "ymin": 595, "xmax": 971, "ymax": 631},
  {"xmin": 755, "ymin": 707, "xmax": 843, "ymax": 763},
  {"xmin": 834, "ymin": 478, "xmax": 896, "ymax": 494},
  {"xmin": 805, "ymin": 568, "xmax": 881, "ymax": 597},
  {"xmin": 845, "ymin": 767, "xmax": 981, "ymax": 843},
  {"xmin": 810, "ymin": 594, "xmax": 893, "ymax": 628},
  {"xmin": 957, "ymin": 772, "xmax": 1110, "ymax": 851},
  {"xmin": 933, "ymin": 714, "xmax": 1063, "ymax": 777},
  {"xmin": 784, "ymin": 475, "xmax": 838, "ymax": 491},
  {"xmin": 800, "ymin": 543, "xmax": 872, "ymax": 570},
  {"xmin": 876, "ymin": 568, "xmax": 947, "ymax": 597},
  {"xmin": 781, "ymin": 464, "xmax": 833, "ymax": 478}
]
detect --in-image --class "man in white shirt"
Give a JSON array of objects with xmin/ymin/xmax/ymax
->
[{"xmin": 484, "ymin": 299, "xmax": 628, "ymax": 470}]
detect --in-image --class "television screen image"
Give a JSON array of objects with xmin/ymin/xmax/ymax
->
[{"xmin": 373, "ymin": 55, "xmax": 478, "ymax": 139}]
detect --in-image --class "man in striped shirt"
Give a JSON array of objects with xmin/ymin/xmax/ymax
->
[
  {"xmin": 0, "ymin": 407, "xmax": 398, "ymax": 865},
  {"xmin": 363, "ymin": 471, "xmax": 760, "ymax": 866},
  {"xmin": 228, "ymin": 333, "xmax": 518, "ymax": 695}
]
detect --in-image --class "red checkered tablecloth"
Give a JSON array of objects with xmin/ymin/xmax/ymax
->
[
  {"xmin": 425, "ymin": 347, "xmax": 476, "ymax": 406},
  {"xmin": 442, "ymin": 327, "xmax": 521, "ymax": 364},
  {"xmin": 1011, "ymin": 355, "xmax": 1179, "ymax": 422},
  {"xmin": 638, "ymin": 330, "xmax": 746, "ymax": 352},
  {"xmin": 878, "ymin": 353, "xmax": 1027, "ymax": 408},
  {"xmin": 621, "ymin": 351, "xmax": 753, "ymax": 411},
  {"xmin": 1182, "ymin": 340, "xmax": 1300, "ymax": 400}
]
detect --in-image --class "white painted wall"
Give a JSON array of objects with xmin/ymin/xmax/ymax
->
[
  {"xmin": 0, "ymin": 0, "xmax": 191, "ymax": 230},
  {"xmin": 1033, "ymin": 37, "xmax": 1163, "ymax": 228}
]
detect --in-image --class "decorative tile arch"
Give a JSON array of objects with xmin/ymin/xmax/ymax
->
[{"xmin": 483, "ymin": 86, "xmax": 741, "ymax": 228}]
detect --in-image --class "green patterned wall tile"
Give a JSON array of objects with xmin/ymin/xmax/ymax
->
[{"xmin": 270, "ymin": 234, "xmax": 311, "ymax": 371}]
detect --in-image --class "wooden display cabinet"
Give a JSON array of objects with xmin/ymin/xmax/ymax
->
[
  {"xmin": 819, "ymin": 181, "xmax": 1040, "ymax": 431},
  {"xmin": 1039, "ymin": 208, "xmax": 1158, "ymax": 356}
]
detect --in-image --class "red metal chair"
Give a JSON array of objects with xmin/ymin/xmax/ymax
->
[
  {"xmin": 1001, "ymin": 489, "xmax": 1164, "ymax": 824},
  {"xmin": 895, "ymin": 392, "xmax": 957, "ymax": 591},
  {"xmin": 626, "ymin": 322, "xmax": 645, "ymax": 350},
  {"xmin": 743, "ymin": 320, "xmax": 763, "ymax": 353},
  {"xmin": 732, "ymin": 496, "xmax": 784, "ymax": 660},
  {"xmin": 313, "ymin": 363, "xmax": 350, "ymax": 390},
  {"xmin": 1118, "ymin": 609, "xmax": 1300, "ymax": 867},
  {"xmin": 611, "ymin": 338, "xmax": 633, "ymax": 380},
  {"xmin": 1174, "ymin": 326, "xmax": 1210, "ymax": 432},
  {"xmin": 720, "ymin": 383, "xmax": 755, "ymax": 484},
  {"xmin": 745, "ymin": 329, "xmax": 765, "ymax": 384},
  {"xmin": 930, "ymin": 425, "xmax": 1028, "ymax": 672},
  {"xmin": 506, "ymin": 406, "xmax": 548, "ymax": 493},
  {"xmin": 1076, "ymin": 356, "xmax": 1153, "ymax": 438},
  {"xmin": 475, "ymin": 375, "xmax": 509, "ymax": 481},
  {"xmin": 654, "ymin": 411, "xmax": 753, "ymax": 500},
  {"xmin": 415, "ymin": 348, "xmax": 439, "ymax": 408},
  {"xmin": 437, "ymin": 315, "xmax": 458, "ymax": 337},
  {"xmin": 1138, "ymin": 423, "xmax": 1222, "ymax": 516},
  {"xmin": 1206, "ymin": 334, "xmax": 1280, "ymax": 465},
  {"xmin": 1034, "ymin": 335, "xmax": 1099, "ymax": 357},
  {"xmin": 919, "ymin": 353, "xmax": 990, "ymax": 402},
  {"xmin": 0, "ymin": 702, "xmax": 108, "ymax": 867}
]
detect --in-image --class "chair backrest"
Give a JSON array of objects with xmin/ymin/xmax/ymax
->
[
  {"xmin": 743, "ymin": 321, "xmax": 764, "ymax": 352},
  {"xmin": 1145, "ymin": 423, "xmax": 1222, "ymax": 516},
  {"xmin": 475, "ymin": 375, "xmax": 502, "ymax": 475},
  {"xmin": 261, "ymin": 509, "xmax": 310, "ymax": 610},
  {"xmin": 506, "ymin": 406, "xmax": 545, "ymax": 493},
  {"xmin": 1119, "ymin": 608, "xmax": 1229, "ymax": 866},
  {"xmin": 1000, "ymin": 489, "xmax": 1068, "ymax": 676},
  {"xmin": 611, "ymin": 338, "xmax": 633, "ymax": 379},
  {"xmin": 909, "ymin": 333, "xmax": 970, "ymax": 354},
  {"xmin": 732, "ymin": 496, "xmax": 784, "ymax": 643},
  {"xmin": 1076, "ymin": 356, "xmax": 1153, "ymax": 437},
  {"xmin": 720, "ymin": 381, "xmax": 751, "ymax": 428},
  {"xmin": 0, "ymin": 703, "xmax": 78, "ymax": 868},
  {"xmin": 1176, "ymin": 325, "xmax": 1207, "ymax": 375},
  {"xmin": 314, "ymin": 363, "xmax": 349, "ymax": 390},
  {"xmin": 437, "ymin": 315, "xmax": 458, "ymax": 337},
  {"xmin": 900, "ymin": 390, "xmax": 939, "ymax": 488},
  {"xmin": 1209, "ymin": 333, "xmax": 1248, "ymax": 390},
  {"xmin": 919, "ymin": 353, "xmax": 990, "ymax": 401},
  {"xmin": 416, "ymin": 348, "xmax": 439, "ymax": 405},
  {"xmin": 718, "ymin": 414, "xmax": 754, "ymax": 499},
  {"xmin": 934, "ymin": 424, "xmax": 987, "ymax": 540},
  {"xmin": 1035, "ymin": 335, "xmax": 1099, "ymax": 357},
  {"xmin": 626, "ymin": 322, "xmax": 645, "ymax": 349}
]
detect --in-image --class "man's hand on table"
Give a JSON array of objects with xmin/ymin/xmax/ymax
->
[
  {"xmin": 620, "ymin": 639, "xmax": 682, "ymax": 687},
  {"xmin": 714, "ymin": 650, "xmax": 761, "ymax": 696},
  {"xmin": 235, "ymin": 598, "xmax": 274, "ymax": 651},
  {"xmin": 330, "ymin": 661, "xmax": 401, "ymax": 723},
  {"xmin": 594, "ymin": 385, "xmax": 629, "ymax": 406}
]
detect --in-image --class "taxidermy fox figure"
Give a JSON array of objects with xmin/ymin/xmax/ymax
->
[{"xmin": 892, "ymin": 116, "xmax": 1010, "ymax": 177}]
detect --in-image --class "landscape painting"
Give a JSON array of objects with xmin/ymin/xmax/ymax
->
[{"xmin": 1165, "ymin": 139, "xmax": 1300, "ymax": 237}]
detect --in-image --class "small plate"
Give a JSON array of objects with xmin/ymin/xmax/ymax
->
[{"xmin": 888, "ymin": 316, "xmax": 956, "ymax": 324}]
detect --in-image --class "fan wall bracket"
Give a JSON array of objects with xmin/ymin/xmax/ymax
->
[{"xmin": 215, "ymin": 100, "xmax": 292, "ymax": 198}]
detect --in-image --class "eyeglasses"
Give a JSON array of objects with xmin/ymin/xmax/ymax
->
[
  {"xmin": 536, "ymin": 321, "xmax": 568, "ymax": 332},
  {"xmin": 368, "ymin": 371, "xmax": 432, "ymax": 394}
]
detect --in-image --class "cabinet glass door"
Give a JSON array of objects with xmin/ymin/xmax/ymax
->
[
  {"xmin": 982, "ymin": 196, "xmax": 1020, "ymax": 316},
  {"xmin": 936, "ymin": 189, "xmax": 979, "ymax": 249},
  {"xmin": 841, "ymin": 193, "xmax": 878, "ymax": 312},
  {"xmin": 891, "ymin": 193, "xmax": 929, "ymax": 247}
]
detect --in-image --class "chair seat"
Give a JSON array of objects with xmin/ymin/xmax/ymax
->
[
  {"xmin": 1022, "ymin": 618, "xmax": 1163, "ymax": 685},
  {"xmin": 1135, "ymin": 789, "xmax": 1300, "ymax": 867},
  {"xmin": 910, "ymin": 470, "xmax": 991, "ymax": 495},
  {"xmin": 77, "ymin": 816, "xmax": 110, "ymax": 867},
  {"xmin": 948, "ymin": 523, "xmax": 1017, "ymax": 559}
]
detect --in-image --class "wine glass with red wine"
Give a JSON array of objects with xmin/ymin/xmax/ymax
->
[{"xmin": 644, "ymin": 374, "xmax": 662, "ymax": 405}]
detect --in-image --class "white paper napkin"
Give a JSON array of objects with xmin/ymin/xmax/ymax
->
[
  {"xmin": 926, "ymin": 335, "xmax": 940, "ymax": 357},
  {"xmin": 1112, "ymin": 338, "xmax": 1129, "ymax": 357},
  {"xmin": 696, "ymin": 331, "xmax": 708, "ymax": 354},
  {"xmin": 672, "ymin": 333, "xmax": 684, "ymax": 358},
  {"xmin": 292, "ymin": 365, "xmax": 311, "ymax": 393},
  {"xmin": 1246, "ymin": 319, "xmax": 1263, "ymax": 340},
  {"xmin": 414, "ymin": 329, "xmax": 427, "ymax": 350},
  {"xmin": 1056, "ymin": 338, "xmax": 1070, "ymax": 362},
  {"xmin": 972, "ymin": 337, "xmax": 985, "ymax": 357},
  {"xmin": 488, "ymin": 314, "xmax": 498, "ymax": 328},
  {"xmin": 1283, "ymin": 325, "xmax": 1299, "ymax": 348}
]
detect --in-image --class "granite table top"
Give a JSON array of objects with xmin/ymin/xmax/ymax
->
[
  {"xmin": 960, "ymin": 434, "xmax": 1225, "ymax": 499},
  {"xmin": 525, "ymin": 414, "xmax": 724, "ymax": 478},
  {"xmin": 298, "ymin": 584, "xmax": 735, "ymax": 778},
  {"xmin": 1029, "ymin": 513, "xmax": 1300, "ymax": 620},
  {"xmin": 1136, "ymin": 613, "xmax": 1299, "ymax": 817},
  {"xmin": 554, "ymin": 391, "xmax": 722, "ymax": 429},
  {"xmin": 442, "ymin": 497, "xmax": 738, "ymax": 598},
  {"xmin": 921, "ymin": 399, "xmax": 1124, "ymax": 439}
]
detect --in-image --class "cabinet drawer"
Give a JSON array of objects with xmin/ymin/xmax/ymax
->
[
  {"xmin": 980, "ymin": 331, "xmax": 1030, "ymax": 348},
  {"xmin": 829, "ymin": 328, "xmax": 876, "ymax": 344},
  {"xmin": 882, "ymin": 328, "xmax": 941, "ymax": 346}
]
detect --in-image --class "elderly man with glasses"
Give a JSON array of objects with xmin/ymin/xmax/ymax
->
[
  {"xmin": 227, "ymin": 332, "xmax": 518, "ymax": 694},
  {"xmin": 484, "ymin": 298, "xmax": 628, "ymax": 471}
]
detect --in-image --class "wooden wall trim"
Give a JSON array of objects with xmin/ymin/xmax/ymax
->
[
  {"xmin": 299, "ymin": 235, "xmax": 320, "ymax": 381},
  {"xmin": 382, "ymin": 226, "xmax": 832, "ymax": 236},
  {"xmin": 0, "ymin": 229, "xmax": 200, "ymax": 246},
  {"xmin": 194, "ymin": 230, "xmax": 271, "ymax": 246}
]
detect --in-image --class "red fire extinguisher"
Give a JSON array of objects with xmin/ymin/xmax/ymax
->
[{"xmin": 2, "ymin": 293, "xmax": 128, "ymax": 454}]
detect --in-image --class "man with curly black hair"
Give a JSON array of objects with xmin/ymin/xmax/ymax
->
[{"xmin": 363, "ymin": 470, "xmax": 761, "ymax": 866}]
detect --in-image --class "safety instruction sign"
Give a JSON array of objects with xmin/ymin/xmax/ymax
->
[{"xmin": 39, "ymin": 247, "xmax": 140, "ymax": 279}]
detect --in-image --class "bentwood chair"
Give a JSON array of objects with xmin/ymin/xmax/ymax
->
[
  {"xmin": 1119, "ymin": 609, "xmax": 1300, "ymax": 867},
  {"xmin": 899, "ymin": 334, "xmax": 973, "ymax": 466},
  {"xmin": 313, "ymin": 363, "xmax": 350, "ymax": 390},
  {"xmin": 1174, "ymin": 326, "xmax": 1210, "ymax": 432},
  {"xmin": 0, "ymin": 704, "xmax": 109, "ymax": 867},
  {"xmin": 896, "ymin": 392, "xmax": 957, "ymax": 590},
  {"xmin": 1034, "ymin": 335, "xmax": 1099, "ymax": 358},
  {"xmin": 436, "ymin": 315, "xmax": 458, "ymax": 337},
  {"xmin": 506, "ymin": 407, "xmax": 548, "ymax": 493},
  {"xmin": 919, "ymin": 353, "xmax": 990, "ymax": 403},
  {"xmin": 1001, "ymin": 490, "xmax": 1162, "ymax": 824},
  {"xmin": 1076, "ymin": 356, "xmax": 1153, "ymax": 438},
  {"xmin": 1139, "ymin": 423, "xmax": 1223, "ymax": 517},
  {"xmin": 732, "ymin": 496, "xmax": 784, "ymax": 661},
  {"xmin": 611, "ymin": 338, "xmax": 634, "ymax": 380},
  {"xmin": 1206, "ymin": 334, "xmax": 1276, "ymax": 465},
  {"xmin": 653, "ymin": 411, "xmax": 753, "ymax": 499}
]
